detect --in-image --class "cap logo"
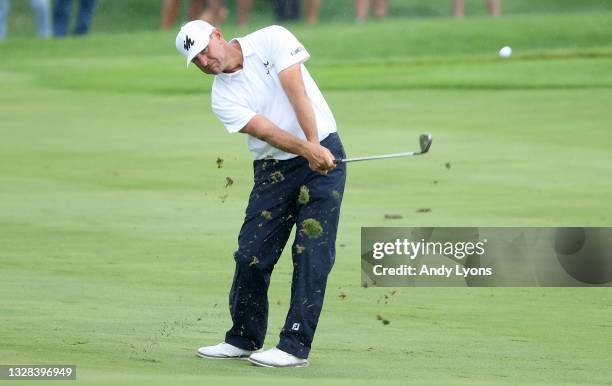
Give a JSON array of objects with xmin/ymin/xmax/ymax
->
[{"xmin": 183, "ymin": 35, "xmax": 195, "ymax": 51}]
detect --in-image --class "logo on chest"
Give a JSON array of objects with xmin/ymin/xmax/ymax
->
[{"xmin": 262, "ymin": 60, "xmax": 274, "ymax": 76}]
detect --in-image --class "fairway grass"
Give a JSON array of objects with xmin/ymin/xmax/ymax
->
[{"xmin": 1, "ymin": 12, "xmax": 612, "ymax": 386}]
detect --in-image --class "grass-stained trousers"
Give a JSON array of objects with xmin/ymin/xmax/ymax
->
[{"xmin": 225, "ymin": 133, "xmax": 346, "ymax": 359}]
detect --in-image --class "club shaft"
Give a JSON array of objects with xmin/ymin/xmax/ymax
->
[{"xmin": 335, "ymin": 151, "xmax": 422, "ymax": 164}]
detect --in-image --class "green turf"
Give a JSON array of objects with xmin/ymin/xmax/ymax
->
[{"xmin": 1, "ymin": 11, "xmax": 612, "ymax": 386}]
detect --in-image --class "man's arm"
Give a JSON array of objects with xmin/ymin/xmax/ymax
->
[
  {"xmin": 278, "ymin": 63, "xmax": 319, "ymax": 143},
  {"xmin": 240, "ymin": 115, "xmax": 335, "ymax": 174}
]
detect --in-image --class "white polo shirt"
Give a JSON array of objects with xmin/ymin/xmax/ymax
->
[{"xmin": 211, "ymin": 25, "xmax": 337, "ymax": 160}]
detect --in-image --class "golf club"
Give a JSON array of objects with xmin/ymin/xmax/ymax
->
[{"xmin": 334, "ymin": 133, "xmax": 433, "ymax": 164}]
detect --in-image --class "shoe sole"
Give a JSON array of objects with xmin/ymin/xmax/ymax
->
[
  {"xmin": 196, "ymin": 352, "xmax": 251, "ymax": 360},
  {"xmin": 248, "ymin": 357, "xmax": 309, "ymax": 368}
]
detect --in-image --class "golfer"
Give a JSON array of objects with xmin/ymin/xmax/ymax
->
[{"xmin": 175, "ymin": 20, "xmax": 346, "ymax": 368}]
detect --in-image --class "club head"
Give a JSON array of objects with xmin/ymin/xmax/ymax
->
[{"xmin": 419, "ymin": 133, "xmax": 432, "ymax": 154}]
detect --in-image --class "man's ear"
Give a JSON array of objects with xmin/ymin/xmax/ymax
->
[{"xmin": 212, "ymin": 28, "xmax": 223, "ymax": 41}]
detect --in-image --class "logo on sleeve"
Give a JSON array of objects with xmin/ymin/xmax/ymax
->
[
  {"xmin": 290, "ymin": 46, "xmax": 304, "ymax": 56},
  {"xmin": 184, "ymin": 36, "xmax": 195, "ymax": 51}
]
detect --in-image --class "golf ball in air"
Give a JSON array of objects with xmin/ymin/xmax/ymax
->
[{"xmin": 499, "ymin": 46, "xmax": 512, "ymax": 58}]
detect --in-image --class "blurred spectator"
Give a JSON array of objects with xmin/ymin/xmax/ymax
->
[
  {"xmin": 273, "ymin": 0, "xmax": 300, "ymax": 22},
  {"xmin": 237, "ymin": 0, "xmax": 253, "ymax": 27},
  {"xmin": 54, "ymin": 0, "xmax": 97, "ymax": 37},
  {"xmin": 304, "ymin": 0, "xmax": 320, "ymax": 24},
  {"xmin": 199, "ymin": 0, "xmax": 229, "ymax": 26},
  {"xmin": 355, "ymin": 0, "xmax": 388, "ymax": 22},
  {"xmin": 0, "ymin": 0, "xmax": 51, "ymax": 40},
  {"xmin": 453, "ymin": 0, "xmax": 501, "ymax": 18},
  {"xmin": 161, "ymin": 0, "xmax": 201, "ymax": 30}
]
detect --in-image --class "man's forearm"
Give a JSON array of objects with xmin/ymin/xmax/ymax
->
[
  {"xmin": 240, "ymin": 114, "xmax": 312, "ymax": 157},
  {"xmin": 292, "ymin": 97, "xmax": 319, "ymax": 143},
  {"xmin": 259, "ymin": 124, "xmax": 312, "ymax": 157},
  {"xmin": 279, "ymin": 64, "xmax": 319, "ymax": 143},
  {"xmin": 240, "ymin": 114, "xmax": 336, "ymax": 173}
]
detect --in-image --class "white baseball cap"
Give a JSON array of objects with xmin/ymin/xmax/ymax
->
[{"xmin": 175, "ymin": 20, "xmax": 214, "ymax": 67}]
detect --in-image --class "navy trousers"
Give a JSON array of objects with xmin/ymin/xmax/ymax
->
[
  {"xmin": 53, "ymin": 0, "xmax": 96, "ymax": 36},
  {"xmin": 225, "ymin": 133, "xmax": 346, "ymax": 359}
]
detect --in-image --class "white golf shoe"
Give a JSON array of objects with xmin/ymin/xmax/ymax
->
[
  {"xmin": 248, "ymin": 347, "xmax": 308, "ymax": 368},
  {"xmin": 196, "ymin": 342, "xmax": 262, "ymax": 359}
]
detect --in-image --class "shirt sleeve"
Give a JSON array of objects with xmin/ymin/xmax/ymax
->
[
  {"xmin": 265, "ymin": 25, "xmax": 310, "ymax": 73},
  {"xmin": 212, "ymin": 84, "xmax": 256, "ymax": 134}
]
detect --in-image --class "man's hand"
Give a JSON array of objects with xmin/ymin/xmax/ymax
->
[
  {"xmin": 304, "ymin": 142, "xmax": 336, "ymax": 174},
  {"xmin": 241, "ymin": 115, "xmax": 336, "ymax": 174}
]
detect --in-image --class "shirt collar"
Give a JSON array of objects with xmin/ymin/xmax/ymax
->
[
  {"xmin": 216, "ymin": 37, "xmax": 253, "ymax": 79},
  {"xmin": 233, "ymin": 37, "xmax": 254, "ymax": 57}
]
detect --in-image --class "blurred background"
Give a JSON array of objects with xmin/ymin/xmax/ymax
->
[{"xmin": 4, "ymin": 0, "xmax": 612, "ymax": 37}]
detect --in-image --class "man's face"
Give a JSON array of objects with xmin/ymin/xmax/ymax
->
[{"xmin": 192, "ymin": 31, "xmax": 225, "ymax": 75}]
